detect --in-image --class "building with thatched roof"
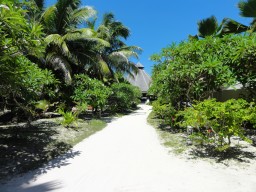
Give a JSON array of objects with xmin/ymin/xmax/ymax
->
[{"xmin": 127, "ymin": 62, "xmax": 152, "ymax": 98}]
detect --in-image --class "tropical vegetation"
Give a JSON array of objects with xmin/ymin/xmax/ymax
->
[
  {"xmin": 2, "ymin": 0, "xmax": 256, "ymax": 179},
  {"xmin": 0, "ymin": 0, "xmax": 142, "ymax": 125},
  {"xmin": 0, "ymin": 0, "xmax": 143, "ymax": 180},
  {"xmin": 150, "ymin": 0, "xmax": 256, "ymax": 150}
]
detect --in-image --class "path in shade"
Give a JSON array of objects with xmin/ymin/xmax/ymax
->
[{"xmin": 1, "ymin": 105, "xmax": 256, "ymax": 192}]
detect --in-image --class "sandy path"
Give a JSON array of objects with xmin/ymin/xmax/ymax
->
[{"xmin": 1, "ymin": 104, "xmax": 256, "ymax": 192}]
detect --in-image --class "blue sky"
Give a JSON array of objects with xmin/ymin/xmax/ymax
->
[{"xmin": 46, "ymin": 0, "xmax": 252, "ymax": 74}]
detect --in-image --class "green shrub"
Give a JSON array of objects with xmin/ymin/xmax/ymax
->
[
  {"xmin": 72, "ymin": 74, "xmax": 111, "ymax": 116},
  {"xmin": 177, "ymin": 99, "xmax": 256, "ymax": 147},
  {"xmin": 152, "ymin": 100, "xmax": 176, "ymax": 126},
  {"xmin": 58, "ymin": 108, "xmax": 78, "ymax": 128},
  {"xmin": 108, "ymin": 83, "xmax": 141, "ymax": 112}
]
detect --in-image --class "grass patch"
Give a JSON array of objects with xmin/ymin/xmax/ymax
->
[
  {"xmin": 0, "ymin": 117, "xmax": 107, "ymax": 182},
  {"xmin": 66, "ymin": 119, "xmax": 107, "ymax": 146},
  {"xmin": 147, "ymin": 111, "xmax": 188, "ymax": 155}
]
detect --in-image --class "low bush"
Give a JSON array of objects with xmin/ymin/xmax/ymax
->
[
  {"xmin": 152, "ymin": 99, "xmax": 176, "ymax": 126},
  {"xmin": 58, "ymin": 108, "xmax": 78, "ymax": 128},
  {"xmin": 176, "ymin": 99, "xmax": 256, "ymax": 148}
]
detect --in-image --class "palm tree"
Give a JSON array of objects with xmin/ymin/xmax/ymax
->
[
  {"xmin": 238, "ymin": 0, "xmax": 256, "ymax": 32},
  {"xmin": 197, "ymin": 16, "xmax": 220, "ymax": 38},
  {"xmin": 196, "ymin": 15, "xmax": 248, "ymax": 38},
  {"xmin": 87, "ymin": 13, "xmax": 142, "ymax": 82},
  {"xmin": 26, "ymin": 1, "xmax": 140, "ymax": 84},
  {"xmin": 39, "ymin": 0, "xmax": 108, "ymax": 84}
]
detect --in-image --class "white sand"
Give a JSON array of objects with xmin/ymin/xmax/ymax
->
[{"xmin": 1, "ymin": 104, "xmax": 256, "ymax": 192}]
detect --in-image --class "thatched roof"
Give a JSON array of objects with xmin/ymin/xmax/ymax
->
[{"xmin": 127, "ymin": 62, "xmax": 152, "ymax": 93}]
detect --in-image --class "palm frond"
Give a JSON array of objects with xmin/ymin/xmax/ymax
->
[
  {"xmin": 102, "ymin": 12, "xmax": 115, "ymax": 26},
  {"xmin": 34, "ymin": 0, "xmax": 44, "ymax": 11},
  {"xmin": 238, "ymin": 0, "xmax": 256, "ymax": 18},
  {"xmin": 86, "ymin": 18, "xmax": 97, "ymax": 29},
  {"xmin": 68, "ymin": 6, "xmax": 96, "ymax": 28},
  {"xmin": 45, "ymin": 34, "xmax": 63, "ymax": 45},
  {"xmin": 109, "ymin": 51, "xmax": 129, "ymax": 64},
  {"xmin": 110, "ymin": 21, "xmax": 130, "ymax": 39},
  {"xmin": 112, "ymin": 39, "xmax": 127, "ymax": 48},
  {"xmin": 64, "ymin": 29, "xmax": 110, "ymax": 47},
  {"xmin": 107, "ymin": 52, "xmax": 138, "ymax": 76},
  {"xmin": 126, "ymin": 61, "xmax": 139, "ymax": 76},
  {"xmin": 46, "ymin": 53, "xmax": 72, "ymax": 84},
  {"xmin": 221, "ymin": 18, "xmax": 248, "ymax": 34},
  {"xmin": 249, "ymin": 18, "xmax": 256, "ymax": 32},
  {"xmin": 98, "ymin": 58, "xmax": 111, "ymax": 76},
  {"xmin": 45, "ymin": 34, "xmax": 71, "ymax": 58},
  {"xmin": 97, "ymin": 25, "xmax": 111, "ymax": 40},
  {"xmin": 116, "ymin": 61, "xmax": 138, "ymax": 77},
  {"xmin": 198, "ymin": 16, "xmax": 219, "ymax": 37},
  {"xmin": 63, "ymin": 28, "xmax": 94, "ymax": 40},
  {"xmin": 116, "ymin": 46, "xmax": 142, "ymax": 55},
  {"xmin": 69, "ymin": 0, "xmax": 81, "ymax": 10},
  {"xmin": 54, "ymin": 0, "xmax": 79, "ymax": 34},
  {"xmin": 118, "ymin": 50, "xmax": 140, "ymax": 59},
  {"xmin": 41, "ymin": 5, "xmax": 57, "ymax": 33}
]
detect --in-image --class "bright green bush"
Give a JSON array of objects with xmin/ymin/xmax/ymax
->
[
  {"xmin": 150, "ymin": 34, "xmax": 256, "ymax": 107},
  {"xmin": 152, "ymin": 100, "xmax": 176, "ymax": 126},
  {"xmin": 149, "ymin": 37, "xmax": 236, "ymax": 107},
  {"xmin": 108, "ymin": 83, "xmax": 141, "ymax": 112},
  {"xmin": 177, "ymin": 99, "xmax": 256, "ymax": 147},
  {"xmin": 0, "ymin": 2, "xmax": 59, "ymax": 120},
  {"xmin": 1, "ymin": 56, "xmax": 58, "ymax": 121},
  {"xmin": 58, "ymin": 108, "xmax": 78, "ymax": 128},
  {"xmin": 72, "ymin": 74, "xmax": 111, "ymax": 116}
]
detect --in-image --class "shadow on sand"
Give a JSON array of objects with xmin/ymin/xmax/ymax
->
[
  {"xmin": 188, "ymin": 144, "xmax": 256, "ymax": 165},
  {"xmin": 149, "ymin": 113, "xmax": 256, "ymax": 165},
  {"xmin": 1, "ymin": 180, "xmax": 62, "ymax": 192},
  {"xmin": 0, "ymin": 120, "xmax": 81, "ymax": 183}
]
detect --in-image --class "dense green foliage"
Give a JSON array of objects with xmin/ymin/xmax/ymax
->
[
  {"xmin": 150, "ymin": 0, "xmax": 256, "ymax": 150},
  {"xmin": 2, "ymin": 0, "xmax": 255, "ymax": 156},
  {"xmin": 108, "ymin": 83, "xmax": 141, "ymax": 112},
  {"xmin": 177, "ymin": 99, "xmax": 256, "ymax": 147},
  {"xmin": 150, "ymin": 37, "xmax": 232, "ymax": 107},
  {"xmin": 0, "ymin": 2, "xmax": 58, "ymax": 120},
  {"xmin": 150, "ymin": 35, "xmax": 256, "ymax": 148},
  {"xmin": 150, "ymin": 34, "xmax": 256, "ymax": 108},
  {"xmin": 0, "ymin": 0, "xmax": 142, "ymax": 124},
  {"xmin": 72, "ymin": 74, "xmax": 111, "ymax": 116},
  {"xmin": 151, "ymin": 100, "xmax": 176, "ymax": 126}
]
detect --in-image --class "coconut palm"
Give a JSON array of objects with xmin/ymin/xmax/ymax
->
[
  {"xmin": 44, "ymin": 27, "xmax": 109, "ymax": 84},
  {"xmin": 39, "ymin": 0, "xmax": 109, "ymax": 84},
  {"xmin": 88, "ymin": 13, "xmax": 142, "ymax": 82}
]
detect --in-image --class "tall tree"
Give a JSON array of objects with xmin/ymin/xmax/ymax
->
[
  {"xmin": 40, "ymin": 0, "xmax": 108, "ymax": 84},
  {"xmin": 88, "ymin": 13, "xmax": 141, "ymax": 82}
]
